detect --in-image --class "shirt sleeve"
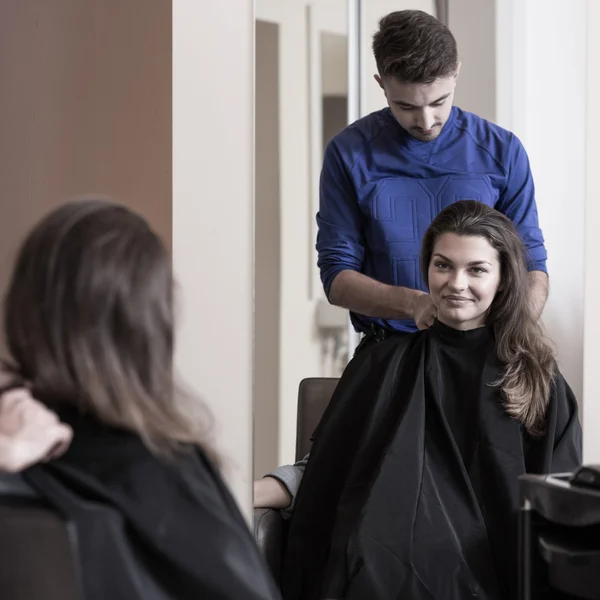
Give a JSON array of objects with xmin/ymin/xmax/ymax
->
[
  {"xmin": 265, "ymin": 453, "xmax": 309, "ymax": 519},
  {"xmin": 496, "ymin": 135, "xmax": 548, "ymax": 273},
  {"xmin": 316, "ymin": 140, "xmax": 365, "ymax": 297}
]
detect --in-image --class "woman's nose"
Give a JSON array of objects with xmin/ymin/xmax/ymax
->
[{"xmin": 448, "ymin": 272, "xmax": 468, "ymax": 291}]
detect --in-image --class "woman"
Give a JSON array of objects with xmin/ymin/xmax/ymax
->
[
  {"xmin": 281, "ymin": 201, "xmax": 582, "ymax": 600},
  {"xmin": 2, "ymin": 199, "xmax": 280, "ymax": 600}
]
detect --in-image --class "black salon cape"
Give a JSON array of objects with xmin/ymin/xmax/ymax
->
[
  {"xmin": 281, "ymin": 320, "xmax": 582, "ymax": 600},
  {"xmin": 22, "ymin": 409, "xmax": 281, "ymax": 600}
]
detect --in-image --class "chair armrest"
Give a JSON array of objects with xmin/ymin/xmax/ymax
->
[{"xmin": 253, "ymin": 507, "xmax": 284, "ymax": 585}]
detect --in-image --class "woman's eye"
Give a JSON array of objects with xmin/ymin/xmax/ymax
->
[
  {"xmin": 471, "ymin": 267, "xmax": 486, "ymax": 274},
  {"xmin": 434, "ymin": 262, "xmax": 449, "ymax": 269}
]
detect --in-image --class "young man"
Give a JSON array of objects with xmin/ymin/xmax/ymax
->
[{"xmin": 254, "ymin": 9, "xmax": 548, "ymax": 510}]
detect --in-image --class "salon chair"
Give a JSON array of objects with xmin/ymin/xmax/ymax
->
[
  {"xmin": 519, "ymin": 471, "xmax": 600, "ymax": 599},
  {"xmin": 0, "ymin": 495, "xmax": 82, "ymax": 599},
  {"xmin": 253, "ymin": 377, "xmax": 339, "ymax": 584}
]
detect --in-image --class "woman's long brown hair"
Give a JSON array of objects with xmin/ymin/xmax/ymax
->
[
  {"xmin": 3, "ymin": 199, "xmax": 213, "ymax": 457},
  {"xmin": 421, "ymin": 200, "xmax": 557, "ymax": 436}
]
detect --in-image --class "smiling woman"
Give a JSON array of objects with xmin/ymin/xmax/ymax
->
[
  {"xmin": 279, "ymin": 200, "xmax": 582, "ymax": 600},
  {"xmin": 427, "ymin": 233, "xmax": 502, "ymax": 330},
  {"xmin": 422, "ymin": 200, "xmax": 556, "ymax": 434}
]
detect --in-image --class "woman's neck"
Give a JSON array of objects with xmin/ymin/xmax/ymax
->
[{"xmin": 436, "ymin": 314, "xmax": 488, "ymax": 332}]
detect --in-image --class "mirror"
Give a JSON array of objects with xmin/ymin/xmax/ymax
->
[
  {"xmin": 252, "ymin": 0, "xmax": 445, "ymax": 481},
  {"xmin": 254, "ymin": 0, "xmax": 349, "ymax": 479},
  {"xmin": 253, "ymin": 0, "xmax": 588, "ymax": 485}
]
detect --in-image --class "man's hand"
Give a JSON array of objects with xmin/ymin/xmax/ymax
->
[
  {"xmin": 412, "ymin": 292, "xmax": 437, "ymax": 330},
  {"xmin": 0, "ymin": 389, "xmax": 73, "ymax": 473}
]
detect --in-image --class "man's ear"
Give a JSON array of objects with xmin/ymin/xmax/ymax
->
[{"xmin": 374, "ymin": 74, "xmax": 384, "ymax": 89}]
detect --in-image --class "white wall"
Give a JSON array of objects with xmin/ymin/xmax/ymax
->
[
  {"xmin": 584, "ymin": 0, "xmax": 600, "ymax": 461},
  {"xmin": 495, "ymin": 0, "xmax": 586, "ymax": 414},
  {"xmin": 173, "ymin": 0, "xmax": 254, "ymax": 514}
]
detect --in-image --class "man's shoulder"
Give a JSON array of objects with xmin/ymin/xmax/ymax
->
[
  {"xmin": 452, "ymin": 107, "xmax": 522, "ymax": 166},
  {"xmin": 453, "ymin": 107, "xmax": 516, "ymax": 144},
  {"xmin": 327, "ymin": 108, "xmax": 391, "ymax": 161}
]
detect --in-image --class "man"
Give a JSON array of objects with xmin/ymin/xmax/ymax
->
[{"xmin": 254, "ymin": 9, "xmax": 548, "ymax": 510}]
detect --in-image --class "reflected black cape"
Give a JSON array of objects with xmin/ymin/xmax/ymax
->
[
  {"xmin": 23, "ymin": 410, "xmax": 281, "ymax": 600},
  {"xmin": 282, "ymin": 320, "xmax": 582, "ymax": 600}
]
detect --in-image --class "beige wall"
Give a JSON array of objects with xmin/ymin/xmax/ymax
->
[
  {"xmin": 449, "ymin": 0, "xmax": 496, "ymax": 122},
  {"xmin": 254, "ymin": 19, "xmax": 281, "ymax": 477},
  {"xmin": 0, "ymin": 0, "xmax": 171, "ymax": 350},
  {"xmin": 173, "ymin": 0, "xmax": 254, "ymax": 513}
]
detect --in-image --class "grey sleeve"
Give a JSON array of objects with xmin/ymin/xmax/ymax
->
[{"xmin": 265, "ymin": 452, "xmax": 309, "ymax": 519}]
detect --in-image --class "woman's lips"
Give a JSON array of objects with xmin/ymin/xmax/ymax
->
[{"xmin": 443, "ymin": 295, "xmax": 474, "ymax": 304}]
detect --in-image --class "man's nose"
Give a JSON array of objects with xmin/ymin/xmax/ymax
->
[{"xmin": 416, "ymin": 109, "xmax": 435, "ymax": 131}]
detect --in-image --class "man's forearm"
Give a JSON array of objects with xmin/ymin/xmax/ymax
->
[
  {"xmin": 329, "ymin": 270, "xmax": 425, "ymax": 320},
  {"xmin": 528, "ymin": 270, "xmax": 549, "ymax": 319}
]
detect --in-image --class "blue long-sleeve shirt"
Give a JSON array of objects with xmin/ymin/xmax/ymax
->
[{"xmin": 316, "ymin": 106, "xmax": 547, "ymax": 334}]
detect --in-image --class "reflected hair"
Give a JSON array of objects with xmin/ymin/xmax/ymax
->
[
  {"xmin": 372, "ymin": 10, "xmax": 458, "ymax": 83},
  {"xmin": 421, "ymin": 200, "xmax": 556, "ymax": 436},
  {"xmin": 3, "ymin": 199, "xmax": 213, "ymax": 457}
]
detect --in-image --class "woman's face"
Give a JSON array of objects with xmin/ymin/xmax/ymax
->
[{"xmin": 428, "ymin": 233, "xmax": 502, "ymax": 330}]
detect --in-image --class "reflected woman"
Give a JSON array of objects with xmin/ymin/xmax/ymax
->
[{"xmin": 281, "ymin": 201, "xmax": 581, "ymax": 600}]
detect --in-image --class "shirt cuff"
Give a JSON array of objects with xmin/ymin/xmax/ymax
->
[{"xmin": 265, "ymin": 463, "xmax": 305, "ymax": 519}]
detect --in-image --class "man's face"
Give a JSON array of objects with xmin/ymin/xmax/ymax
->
[{"xmin": 376, "ymin": 69, "xmax": 459, "ymax": 142}]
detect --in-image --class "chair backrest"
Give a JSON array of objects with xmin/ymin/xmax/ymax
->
[
  {"xmin": 0, "ymin": 496, "xmax": 82, "ymax": 600},
  {"xmin": 519, "ymin": 474, "xmax": 600, "ymax": 600},
  {"xmin": 295, "ymin": 377, "xmax": 339, "ymax": 461}
]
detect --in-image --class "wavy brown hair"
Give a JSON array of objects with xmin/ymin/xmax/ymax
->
[
  {"xmin": 372, "ymin": 10, "xmax": 458, "ymax": 83},
  {"xmin": 421, "ymin": 200, "xmax": 556, "ymax": 436},
  {"xmin": 3, "ymin": 199, "xmax": 213, "ymax": 457}
]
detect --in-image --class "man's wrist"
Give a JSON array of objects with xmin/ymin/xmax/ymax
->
[{"xmin": 401, "ymin": 288, "xmax": 428, "ymax": 320}]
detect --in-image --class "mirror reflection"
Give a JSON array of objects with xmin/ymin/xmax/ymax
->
[
  {"xmin": 254, "ymin": 0, "xmax": 350, "ymax": 484},
  {"xmin": 253, "ymin": 1, "xmax": 590, "ymax": 598}
]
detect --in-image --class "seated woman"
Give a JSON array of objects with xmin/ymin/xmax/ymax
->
[
  {"xmin": 280, "ymin": 201, "xmax": 582, "ymax": 600},
  {"xmin": 1, "ymin": 200, "xmax": 280, "ymax": 600}
]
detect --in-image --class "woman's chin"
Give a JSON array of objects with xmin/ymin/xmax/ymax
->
[{"xmin": 438, "ymin": 308, "xmax": 486, "ymax": 330}]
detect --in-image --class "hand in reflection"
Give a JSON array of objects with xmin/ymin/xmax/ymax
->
[
  {"xmin": 0, "ymin": 388, "xmax": 73, "ymax": 472},
  {"xmin": 413, "ymin": 292, "xmax": 437, "ymax": 330}
]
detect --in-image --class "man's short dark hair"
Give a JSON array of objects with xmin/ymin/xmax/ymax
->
[{"xmin": 372, "ymin": 10, "xmax": 458, "ymax": 83}]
